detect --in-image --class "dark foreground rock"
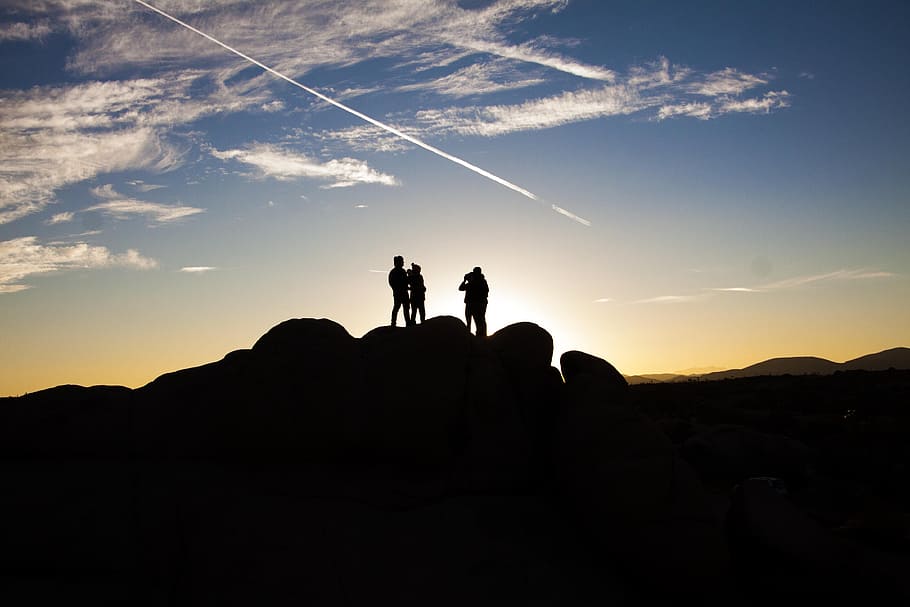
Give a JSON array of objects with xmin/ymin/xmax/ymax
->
[{"xmin": 1, "ymin": 317, "xmax": 907, "ymax": 603}]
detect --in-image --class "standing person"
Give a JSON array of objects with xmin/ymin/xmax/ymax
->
[
  {"xmin": 389, "ymin": 255, "xmax": 411, "ymax": 327},
  {"xmin": 458, "ymin": 266, "xmax": 489, "ymax": 337},
  {"xmin": 409, "ymin": 263, "xmax": 427, "ymax": 325}
]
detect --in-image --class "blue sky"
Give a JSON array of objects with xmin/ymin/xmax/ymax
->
[{"xmin": 1, "ymin": 0, "xmax": 908, "ymax": 394}]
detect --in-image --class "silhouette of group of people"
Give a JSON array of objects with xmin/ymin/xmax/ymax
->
[
  {"xmin": 388, "ymin": 255, "xmax": 426, "ymax": 327},
  {"xmin": 388, "ymin": 256, "xmax": 489, "ymax": 336}
]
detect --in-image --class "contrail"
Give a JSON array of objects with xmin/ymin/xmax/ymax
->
[{"xmin": 131, "ymin": 0, "xmax": 591, "ymax": 226}]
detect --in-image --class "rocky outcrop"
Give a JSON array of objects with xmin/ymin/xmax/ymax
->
[
  {"xmin": 9, "ymin": 316, "xmax": 898, "ymax": 601},
  {"xmin": 554, "ymin": 350, "xmax": 729, "ymax": 592}
]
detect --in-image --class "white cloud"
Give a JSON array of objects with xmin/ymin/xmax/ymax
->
[
  {"xmin": 0, "ymin": 125, "xmax": 183, "ymax": 224},
  {"xmin": 397, "ymin": 60, "xmax": 546, "ymax": 98},
  {"xmin": 49, "ymin": 0, "xmax": 610, "ymax": 84},
  {"xmin": 90, "ymin": 184, "xmax": 118, "ymax": 199},
  {"xmin": 719, "ymin": 91, "xmax": 791, "ymax": 114},
  {"xmin": 760, "ymin": 268, "xmax": 896, "ymax": 290},
  {"xmin": 704, "ymin": 268, "xmax": 896, "ymax": 296},
  {"xmin": 126, "ymin": 179, "xmax": 167, "ymax": 192},
  {"xmin": 314, "ymin": 125, "xmax": 414, "ymax": 154},
  {"xmin": 0, "ymin": 73, "xmax": 272, "ymax": 224},
  {"xmin": 0, "ymin": 235, "xmax": 157, "ymax": 293},
  {"xmin": 457, "ymin": 36, "xmax": 615, "ymax": 82},
  {"xmin": 45, "ymin": 211, "xmax": 74, "ymax": 225},
  {"xmin": 0, "ymin": 2, "xmax": 794, "ymax": 200},
  {"xmin": 179, "ymin": 266, "xmax": 216, "ymax": 273},
  {"xmin": 211, "ymin": 144, "xmax": 399, "ymax": 188},
  {"xmin": 415, "ymin": 84, "xmax": 646, "ymax": 137},
  {"xmin": 86, "ymin": 199, "xmax": 205, "ymax": 223},
  {"xmin": 0, "ymin": 21, "xmax": 53, "ymax": 42},
  {"xmin": 627, "ymin": 57, "xmax": 691, "ymax": 89},
  {"xmin": 708, "ymin": 287, "xmax": 759, "ymax": 293},
  {"xmin": 689, "ymin": 67, "xmax": 766, "ymax": 97},
  {"xmin": 635, "ymin": 294, "xmax": 703, "ymax": 304},
  {"xmin": 594, "ymin": 297, "xmax": 612, "ymax": 303},
  {"xmin": 84, "ymin": 186, "xmax": 205, "ymax": 223},
  {"xmin": 374, "ymin": 59, "xmax": 785, "ymax": 138},
  {"xmin": 657, "ymin": 102, "xmax": 714, "ymax": 121}
]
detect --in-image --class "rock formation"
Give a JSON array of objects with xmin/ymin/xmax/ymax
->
[{"xmin": 1, "ymin": 316, "xmax": 904, "ymax": 603}]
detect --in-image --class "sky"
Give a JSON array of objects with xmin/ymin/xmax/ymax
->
[{"xmin": 1, "ymin": 0, "xmax": 909, "ymax": 395}]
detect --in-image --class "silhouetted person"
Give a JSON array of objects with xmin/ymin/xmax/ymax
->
[
  {"xmin": 459, "ymin": 266, "xmax": 489, "ymax": 337},
  {"xmin": 409, "ymin": 263, "xmax": 426, "ymax": 324},
  {"xmin": 389, "ymin": 255, "xmax": 411, "ymax": 327}
]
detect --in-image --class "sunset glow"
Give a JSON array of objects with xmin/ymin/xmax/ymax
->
[{"xmin": 1, "ymin": 1, "xmax": 908, "ymax": 395}]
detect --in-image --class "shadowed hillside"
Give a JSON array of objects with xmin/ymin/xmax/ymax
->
[
  {"xmin": 628, "ymin": 347, "xmax": 910, "ymax": 383},
  {"xmin": 1, "ymin": 317, "xmax": 907, "ymax": 604}
]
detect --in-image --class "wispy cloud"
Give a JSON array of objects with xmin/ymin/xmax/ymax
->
[
  {"xmin": 84, "ymin": 185, "xmax": 205, "ymax": 224},
  {"xmin": 707, "ymin": 287, "xmax": 760, "ymax": 293},
  {"xmin": 53, "ymin": 0, "xmax": 610, "ymax": 84},
  {"xmin": 0, "ymin": 21, "xmax": 52, "ymax": 42},
  {"xmin": 688, "ymin": 67, "xmax": 767, "ymax": 96},
  {"xmin": 657, "ymin": 102, "xmax": 714, "ymax": 121},
  {"xmin": 316, "ymin": 58, "xmax": 788, "ymax": 144},
  {"xmin": 86, "ymin": 199, "xmax": 205, "ymax": 223},
  {"xmin": 594, "ymin": 297, "xmax": 613, "ymax": 303},
  {"xmin": 126, "ymin": 179, "xmax": 167, "ymax": 192},
  {"xmin": 397, "ymin": 59, "xmax": 546, "ymax": 98},
  {"xmin": 0, "ymin": 2, "xmax": 795, "ymax": 221},
  {"xmin": 634, "ymin": 294, "xmax": 704, "ymax": 304},
  {"xmin": 313, "ymin": 125, "xmax": 415, "ymax": 154},
  {"xmin": 759, "ymin": 268, "xmax": 897, "ymax": 290},
  {"xmin": 211, "ymin": 144, "xmax": 400, "ymax": 188},
  {"xmin": 719, "ymin": 91, "xmax": 791, "ymax": 114},
  {"xmin": 0, "ymin": 74, "xmax": 271, "ymax": 224},
  {"xmin": 703, "ymin": 268, "xmax": 897, "ymax": 296},
  {"xmin": 415, "ymin": 84, "xmax": 646, "ymax": 137},
  {"xmin": 179, "ymin": 266, "xmax": 216, "ymax": 273},
  {"xmin": 45, "ymin": 211, "xmax": 75, "ymax": 225},
  {"xmin": 0, "ymin": 236, "xmax": 157, "ymax": 293},
  {"xmin": 624, "ymin": 268, "xmax": 896, "ymax": 306}
]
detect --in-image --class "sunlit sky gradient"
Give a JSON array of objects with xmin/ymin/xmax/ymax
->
[{"xmin": 2, "ymin": 1, "xmax": 909, "ymax": 395}]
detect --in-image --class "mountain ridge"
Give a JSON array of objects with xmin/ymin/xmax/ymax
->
[{"xmin": 626, "ymin": 347, "xmax": 910, "ymax": 384}]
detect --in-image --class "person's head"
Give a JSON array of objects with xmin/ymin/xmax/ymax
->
[
  {"xmin": 393, "ymin": 255, "xmax": 404, "ymax": 268},
  {"xmin": 472, "ymin": 266, "xmax": 482, "ymax": 276},
  {"xmin": 411, "ymin": 263, "xmax": 421, "ymax": 274}
]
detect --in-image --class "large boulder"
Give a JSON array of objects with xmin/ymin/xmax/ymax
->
[
  {"xmin": 560, "ymin": 350, "xmax": 627, "ymax": 400},
  {"xmin": 135, "ymin": 318, "xmax": 363, "ymax": 458},
  {"xmin": 554, "ymin": 351, "xmax": 728, "ymax": 592},
  {"xmin": 358, "ymin": 316, "xmax": 471, "ymax": 473},
  {"xmin": 488, "ymin": 323, "xmax": 562, "ymax": 479},
  {"xmin": 0, "ymin": 385, "xmax": 132, "ymax": 457},
  {"xmin": 455, "ymin": 341, "xmax": 532, "ymax": 492},
  {"xmin": 683, "ymin": 425, "xmax": 816, "ymax": 487},
  {"xmin": 726, "ymin": 477, "xmax": 910, "ymax": 600}
]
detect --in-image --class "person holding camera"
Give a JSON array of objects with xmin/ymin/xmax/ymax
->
[{"xmin": 458, "ymin": 266, "xmax": 489, "ymax": 337}]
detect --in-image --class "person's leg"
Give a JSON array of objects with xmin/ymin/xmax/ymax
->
[
  {"xmin": 404, "ymin": 300, "xmax": 413, "ymax": 326},
  {"xmin": 391, "ymin": 300, "xmax": 401, "ymax": 326},
  {"xmin": 476, "ymin": 302, "xmax": 487, "ymax": 337},
  {"xmin": 418, "ymin": 302, "xmax": 425, "ymax": 323},
  {"xmin": 464, "ymin": 303, "xmax": 472, "ymax": 332}
]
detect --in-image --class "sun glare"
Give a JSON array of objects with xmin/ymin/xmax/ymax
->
[{"xmin": 486, "ymin": 289, "xmax": 575, "ymax": 368}]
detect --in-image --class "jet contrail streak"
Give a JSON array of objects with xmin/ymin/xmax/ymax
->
[{"xmin": 131, "ymin": 0, "xmax": 591, "ymax": 226}]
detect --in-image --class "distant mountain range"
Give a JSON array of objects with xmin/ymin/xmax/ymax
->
[{"xmin": 625, "ymin": 347, "xmax": 910, "ymax": 385}]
